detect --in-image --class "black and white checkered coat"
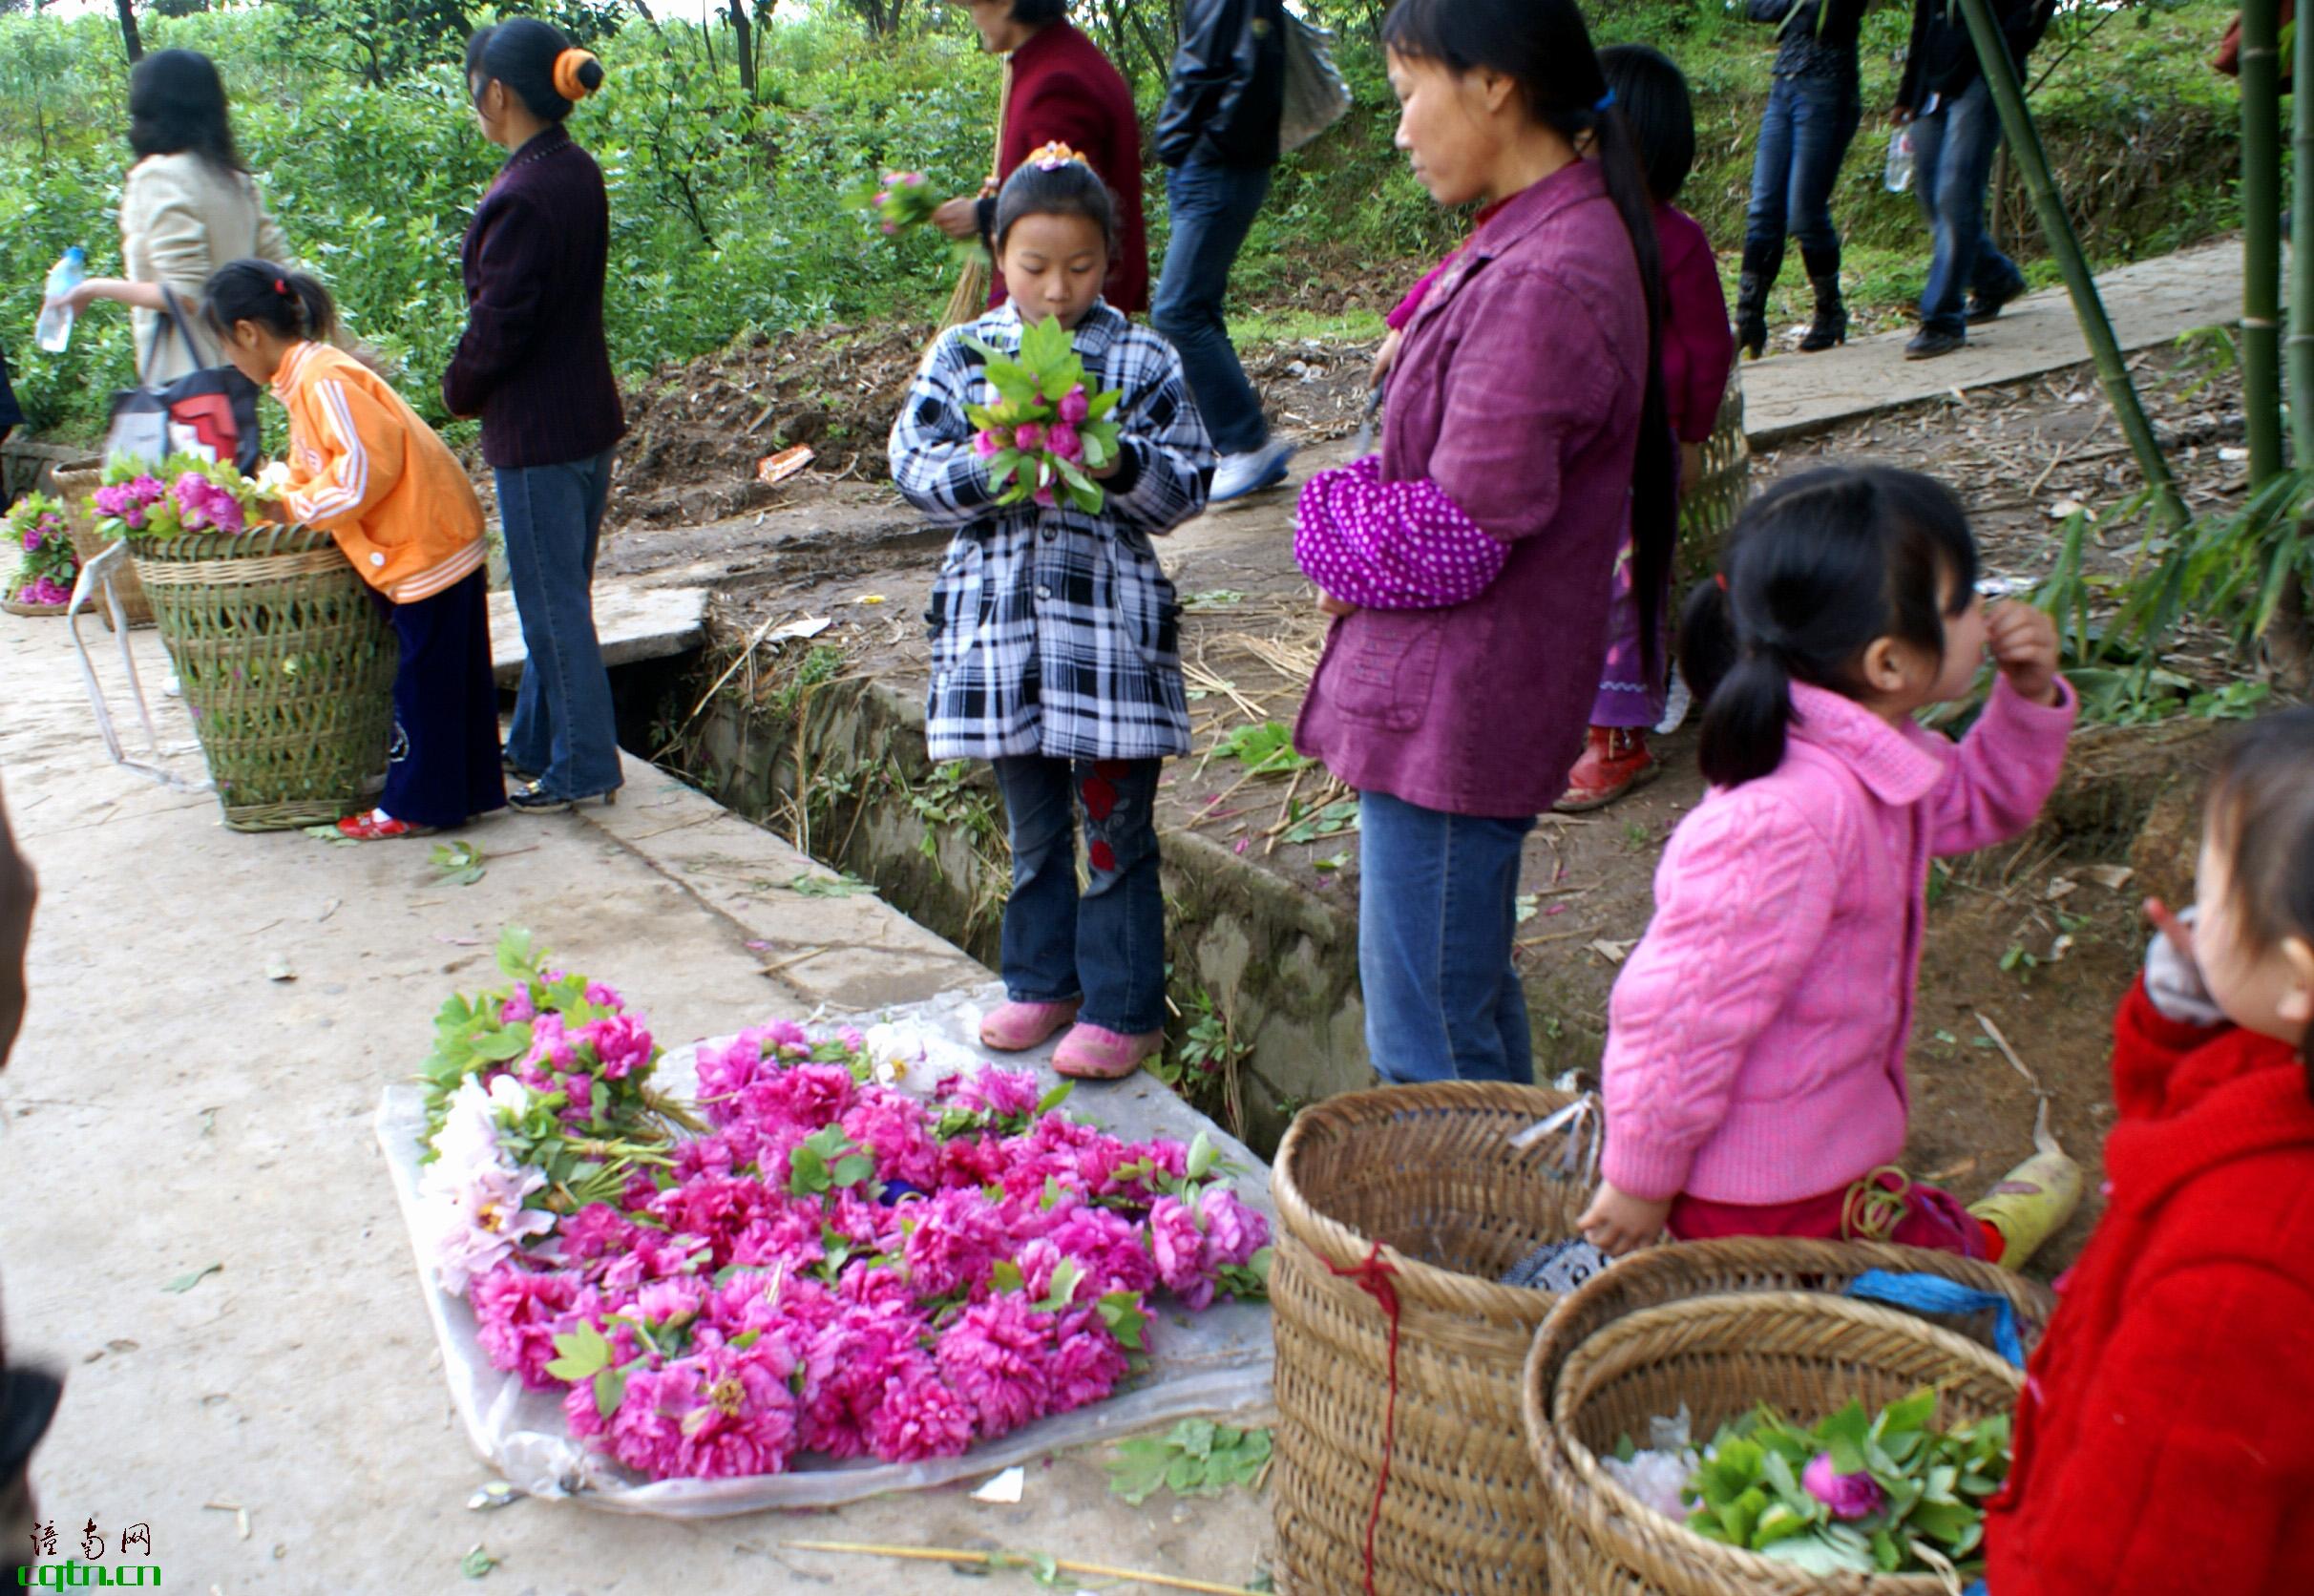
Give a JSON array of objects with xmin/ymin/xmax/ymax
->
[{"xmin": 891, "ymin": 301, "xmax": 1215, "ymax": 762}]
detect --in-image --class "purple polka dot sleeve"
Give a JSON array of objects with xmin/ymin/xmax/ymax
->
[{"xmin": 1293, "ymin": 452, "xmax": 1508, "ymax": 610}]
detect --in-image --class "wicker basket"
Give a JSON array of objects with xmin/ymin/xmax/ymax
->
[
  {"xmin": 53, "ymin": 467, "xmax": 154, "ymax": 630},
  {"xmin": 1678, "ymin": 368, "xmax": 1752, "ymax": 587},
  {"xmin": 2, "ymin": 596, "xmax": 66, "ymax": 618},
  {"xmin": 131, "ymin": 524, "xmax": 396, "ymax": 832},
  {"xmin": 1272, "ymin": 1082, "xmax": 1591, "ymax": 1595},
  {"xmin": 1538, "ymin": 1289, "xmax": 2021, "ymax": 1595},
  {"xmin": 1522, "ymin": 1240, "xmax": 2052, "ymax": 1596}
]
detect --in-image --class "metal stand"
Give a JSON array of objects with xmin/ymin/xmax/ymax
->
[{"xmin": 66, "ymin": 540, "xmax": 209, "ymax": 793}]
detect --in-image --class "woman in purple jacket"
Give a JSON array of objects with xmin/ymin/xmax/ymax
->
[
  {"xmin": 445, "ymin": 18, "xmax": 626, "ymax": 813},
  {"xmin": 1293, "ymin": 0, "xmax": 1673, "ymax": 1085}
]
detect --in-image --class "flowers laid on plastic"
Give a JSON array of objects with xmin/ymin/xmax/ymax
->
[
  {"xmin": 965, "ymin": 313, "xmax": 1125, "ymax": 514},
  {"xmin": 416, "ymin": 929, "xmax": 1273, "ymax": 1481},
  {"xmin": 5, "ymin": 492, "xmax": 75, "ymax": 607},
  {"xmin": 86, "ymin": 452, "xmax": 281, "ymax": 541},
  {"xmin": 1613, "ymin": 1389, "xmax": 2010, "ymax": 1578}
]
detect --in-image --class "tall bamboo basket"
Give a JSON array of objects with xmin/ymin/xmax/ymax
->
[{"xmin": 131, "ymin": 524, "xmax": 396, "ymax": 831}]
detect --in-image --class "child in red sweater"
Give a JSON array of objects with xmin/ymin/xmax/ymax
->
[{"xmin": 1984, "ymin": 709, "xmax": 2314, "ymax": 1595}]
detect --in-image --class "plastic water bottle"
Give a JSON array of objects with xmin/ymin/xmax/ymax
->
[
  {"xmin": 34, "ymin": 246, "xmax": 86, "ymax": 353},
  {"xmin": 1883, "ymin": 127, "xmax": 1914, "ymax": 195}
]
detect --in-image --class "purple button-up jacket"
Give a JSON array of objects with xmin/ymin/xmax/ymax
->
[{"xmin": 1294, "ymin": 159, "xmax": 1652, "ymax": 818}]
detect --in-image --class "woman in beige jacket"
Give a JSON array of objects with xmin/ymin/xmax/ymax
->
[{"xmin": 46, "ymin": 49, "xmax": 290, "ymax": 384}]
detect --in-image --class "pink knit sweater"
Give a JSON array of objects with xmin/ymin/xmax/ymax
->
[{"xmin": 1601, "ymin": 676, "xmax": 2077, "ymax": 1205}]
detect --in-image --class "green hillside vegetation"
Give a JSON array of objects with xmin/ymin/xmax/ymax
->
[{"xmin": 0, "ymin": 0, "xmax": 2244, "ymax": 443}]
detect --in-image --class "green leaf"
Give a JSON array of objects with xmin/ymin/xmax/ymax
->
[
  {"xmin": 460, "ymin": 1544, "xmax": 497, "ymax": 1579},
  {"xmin": 494, "ymin": 926, "xmax": 538, "ymax": 980},
  {"xmin": 1086, "ymin": 389, "xmax": 1123, "ymax": 422},
  {"xmin": 1818, "ymin": 1399, "xmax": 1871, "ymax": 1475},
  {"xmin": 593, "ymin": 1364, "xmax": 627, "ymax": 1419},
  {"xmin": 1097, "ymin": 1291, "xmax": 1149, "ymax": 1351},
  {"xmin": 1906, "ymin": 1498, "xmax": 1979, "ymax": 1545},
  {"xmin": 1879, "ymin": 1386, "xmax": 1938, "ymax": 1438},
  {"xmin": 1755, "ymin": 1502, "xmax": 1812, "ymax": 1547},
  {"xmin": 1186, "ymin": 1129, "xmax": 1218, "ymax": 1182},
  {"xmin": 1106, "ymin": 1438, "xmax": 1175, "ymax": 1504},
  {"xmin": 831, "ymin": 1154, "xmax": 876, "ymax": 1187},
  {"xmin": 1036, "ymin": 1080, "xmax": 1075, "ymax": 1116},
  {"xmin": 471, "ymin": 1026, "xmax": 530, "ymax": 1063},
  {"xmin": 992, "ymin": 1259, "xmax": 1025, "ymax": 1293},
  {"xmin": 788, "ymin": 1143, "xmax": 830, "ymax": 1195},
  {"xmin": 161, "ymin": 1262, "xmax": 223, "ymax": 1294},
  {"xmin": 1035, "ymin": 1257, "xmax": 1083, "ymax": 1312},
  {"xmin": 785, "ymin": 872, "xmax": 872, "ymax": 898},
  {"xmin": 546, "ymin": 1324, "xmax": 612, "ymax": 1383},
  {"xmin": 1758, "ymin": 1532, "xmax": 1877, "ymax": 1575}
]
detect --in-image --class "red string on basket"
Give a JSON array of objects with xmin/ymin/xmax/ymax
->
[{"xmin": 1324, "ymin": 1239, "xmax": 1401, "ymax": 1596}]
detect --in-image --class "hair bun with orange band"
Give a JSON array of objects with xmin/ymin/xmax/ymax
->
[{"xmin": 552, "ymin": 48, "xmax": 603, "ymax": 103}]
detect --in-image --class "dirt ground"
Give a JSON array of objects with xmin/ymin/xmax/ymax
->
[{"xmin": 592, "ymin": 334, "xmax": 2255, "ymax": 1279}]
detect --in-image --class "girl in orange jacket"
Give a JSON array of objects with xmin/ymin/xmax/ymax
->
[{"xmin": 205, "ymin": 260, "xmax": 506, "ymax": 839}]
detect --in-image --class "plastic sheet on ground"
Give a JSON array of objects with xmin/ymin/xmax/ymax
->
[{"xmin": 375, "ymin": 982, "xmax": 1276, "ymax": 1516}]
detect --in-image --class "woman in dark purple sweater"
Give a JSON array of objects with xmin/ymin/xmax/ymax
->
[{"xmin": 445, "ymin": 17, "xmax": 626, "ymax": 812}]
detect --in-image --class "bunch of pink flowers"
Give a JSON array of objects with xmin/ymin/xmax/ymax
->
[
  {"xmin": 453, "ymin": 1007, "xmax": 1272, "ymax": 1481},
  {"xmin": 171, "ymin": 471, "xmax": 246, "ymax": 535},
  {"xmin": 866, "ymin": 170, "xmax": 937, "ymax": 237},
  {"xmin": 90, "ymin": 475, "xmax": 166, "ymax": 531},
  {"xmin": 5, "ymin": 492, "xmax": 76, "ymax": 604}
]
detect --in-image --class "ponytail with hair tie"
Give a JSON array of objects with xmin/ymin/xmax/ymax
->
[{"xmin": 552, "ymin": 48, "xmax": 601, "ymax": 103}]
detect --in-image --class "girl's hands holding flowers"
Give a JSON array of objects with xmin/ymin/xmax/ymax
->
[
  {"xmin": 1578, "ymin": 1180, "xmax": 1672, "ymax": 1256},
  {"xmin": 1988, "ymin": 599, "xmax": 2061, "ymax": 705}
]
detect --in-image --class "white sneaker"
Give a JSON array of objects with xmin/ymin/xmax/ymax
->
[{"xmin": 1211, "ymin": 440, "xmax": 1294, "ymax": 503}]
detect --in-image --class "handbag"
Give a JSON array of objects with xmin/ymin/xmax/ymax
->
[
  {"xmin": 103, "ymin": 286, "xmax": 262, "ymax": 474},
  {"xmin": 1278, "ymin": 10, "xmax": 1351, "ymax": 155}
]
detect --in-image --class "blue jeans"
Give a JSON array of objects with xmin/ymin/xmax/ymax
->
[
  {"xmin": 1150, "ymin": 158, "xmax": 1272, "ymax": 457},
  {"xmin": 1744, "ymin": 74, "xmax": 1862, "ymax": 266},
  {"xmin": 992, "ymin": 755, "xmax": 1168, "ymax": 1035},
  {"xmin": 497, "ymin": 447, "xmax": 623, "ymax": 799},
  {"xmin": 1357, "ymin": 790, "xmax": 1536, "ymax": 1085},
  {"xmin": 1911, "ymin": 77, "xmax": 2026, "ymax": 334}
]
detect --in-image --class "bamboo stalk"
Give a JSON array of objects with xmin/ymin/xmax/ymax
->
[
  {"xmin": 1951, "ymin": 0, "xmax": 2186, "ymax": 532},
  {"xmin": 2292, "ymin": 0, "xmax": 2314, "ymax": 467},
  {"xmin": 781, "ymin": 1539, "xmax": 1262, "ymax": 1594},
  {"xmin": 2240, "ymin": 0, "xmax": 2284, "ymax": 485}
]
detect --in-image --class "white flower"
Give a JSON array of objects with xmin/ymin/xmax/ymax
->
[{"xmin": 422, "ymin": 1076, "xmax": 555, "ymax": 1296}]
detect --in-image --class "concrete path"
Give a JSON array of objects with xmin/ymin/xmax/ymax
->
[
  {"xmin": 489, "ymin": 581, "xmax": 709, "ymax": 690},
  {"xmin": 1740, "ymin": 241, "xmax": 2242, "ymax": 445},
  {"xmin": 0, "ymin": 620, "xmax": 1272, "ymax": 1594}
]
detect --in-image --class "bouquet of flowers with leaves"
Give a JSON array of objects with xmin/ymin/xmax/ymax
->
[
  {"xmin": 88, "ymin": 452, "xmax": 281, "ymax": 541},
  {"xmin": 5, "ymin": 493, "xmax": 76, "ymax": 607},
  {"xmin": 964, "ymin": 314, "xmax": 1125, "ymax": 514},
  {"xmin": 858, "ymin": 169, "xmax": 938, "ymax": 236},
  {"xmin": 1672, "ymin": 1388, "xmax": 2011, "ymax": 1577},
  {"xmin": 416, "ymin": 928, "xmax": 705, "ymax": 1293}
]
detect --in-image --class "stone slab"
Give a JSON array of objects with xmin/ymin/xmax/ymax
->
[
  {"xmin": 489, "ymin": 581, "xmax": 709, "ymax": 687},
  {"xmin": 1741, "ymin": 242, "xmax": 2244, "ymax": 445}
]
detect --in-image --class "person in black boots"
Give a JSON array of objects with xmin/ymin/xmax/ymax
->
[
  {"xmin": 1150, "ymin": 0, "xmax": 1293, "ymax": 502},
  {"xmin": 1895, "ymin": 0, "xmax": 2053, "ymax": 359},
  {"xmin": 1736, "ymin": 0, "xmax": 1869, "ymax": 359}
]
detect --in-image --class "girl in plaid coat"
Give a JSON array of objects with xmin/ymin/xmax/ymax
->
[{"xmin": 891, "ymin": 149, "xmax": 1213, "ymax": 1082}]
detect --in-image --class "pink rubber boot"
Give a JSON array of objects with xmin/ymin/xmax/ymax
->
[
  {"xmin": 1053, "ymin": 1022, "xmax": 1166, "ymax": 1081},
  {"xmin": 979, "ymin": 999, "xmax": 1080, "ymax": 1054}
]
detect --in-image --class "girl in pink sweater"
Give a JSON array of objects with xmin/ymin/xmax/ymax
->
[{"xmin": 1580, "ymin": 466, "xmax": 2078, "ymax": 1262}]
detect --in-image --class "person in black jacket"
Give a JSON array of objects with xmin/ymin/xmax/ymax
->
[
  {"xmin": 1150, "ymin": 0, "xmax": 1292, "ymax": 503},
  {"xmin": 1894, "ymin": 0, "xmax": 2053, "ymax": 359},
  {"xmin": 1736, "ymin": 0, "xmax": 1870, "ymax": 358}
]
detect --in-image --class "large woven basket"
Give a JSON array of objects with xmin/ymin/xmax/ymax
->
[
  {"xmin": 53, "ymin": 467, "xmax": 154, "ymax": 629},
  {"xmin": 1523, "ymin": 1241, "xmax": 2052, "ymax": 1596},
  {"xmin": 1272, "ymin": 1082, "xmax": 1590, "ymax": 1595},
  {"xmin": 1538, "ymin": 1289, "xmax": 2021, "ymax": 1595},
  {"xmin": 132, "ymin": 524, "xmax": 396, "ymax": 831},
  {"xmin": 1678, "ymin": 368, "xmax": 1751, "ymax": 586}
]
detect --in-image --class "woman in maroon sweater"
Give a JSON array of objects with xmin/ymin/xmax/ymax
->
[
  {"xmin": 933, "ymin": 0, "xmax": 1148, "ymax": 314},
  {"xmin": 445, "ymin": 17, "xmax": 626, "ymax": 812}
]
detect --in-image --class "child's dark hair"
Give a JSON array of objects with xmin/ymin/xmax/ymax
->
[
  {"xmin": 1688, "ymin": 466, "xmax": 1979, "ymax": 788},
  {"xmin": 1010, "ymin": 0, "xmax": 1068, "ymax": 23},
  {"xmin": 994, "ymin": 157, "xmax": 1119, "ymax": 258},
  {"xmin": 2206, "ymin": 708, "xmax": 2314, "ymax": 1079},
  {"xmin": 129, "ymin": 49, "xmax": 243, "ymax": 174},
  {"xmin": 202, "ymin": 260, "xmax": 338, "ymax": 345},
  {"xmin": 466, "ymin": 18, "xmax": 604, "ymax": 123},
  {"xmin": 1383, "ymin": 0, "xmax": 1679, "ymax": 687},
  {"xmin": 1598, "ymin": 43, "xmax": 1696, "ymax": 203}
]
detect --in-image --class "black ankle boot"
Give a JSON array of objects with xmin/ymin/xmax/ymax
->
[
  {"xmin": 1799, "ymin": 245, "xmax": 1847, "ymax": 352},
  {"xmin": 1736, "ymin": 239, "xmax": 1782, "ymax": 360}
]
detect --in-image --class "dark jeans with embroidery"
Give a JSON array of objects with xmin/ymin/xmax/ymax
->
[{"xmin": 992, "ymin": 754, "xmax": 1168, "ymax": 1035}]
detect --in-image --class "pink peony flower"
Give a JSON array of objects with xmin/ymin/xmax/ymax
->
[
  {"xmin": 473, "ymin": 1266, "xmax": 585, "ymax": 1390},
  {"xmin": 1197, "ymin": 1185, "xmax": 1270, "ymax": 1271},
  {"xmin": 1047, "ymin": 422, "xmax": 1082, "ymax": 463},
  {"xmin": 584, "ymin": 1014, "xmax": 654, "ymax": 1080},
  {"xmin": 527, "ymin": 1011, "xmax": 578, "ymax": 1072},
  {"xmin": 1047, "ymin": 1306, "xmax": 1129, "ymax": 1412},
  {"xmin": 1032, "ymin": 485, "xmax": 1058, "ymax": 509},
  {"xmin": 974, "ymin": 428, "xmax": 1007, "ymax": 458},
  {"xmin": 1801, "ymin": 1453, "xmax": 1885, "ymax": 1521},
  {"xmin": 1146, "ymin": 1194, "xmax": 1212, "ymax": 1310},
  {"xmin": 500, "ymin": 987, "xmax": 536, "ymax": 1025},
  {"xmin": 903, "ymin": 1188, "xmax": 1008, "ymax": 1297},
  {"xmin": 21, "ymin": 527, "xmax": 40, "ymax": 552},
  {"xmin": 585, "ymin": 980, "xmax": 624, "ymax": 1009},
  {"xmin": 1013, "ymin": 422, "xmax": 1045, "ymax": 453},
  {"xmin": 936, "ymin": 1293, "xmax": 1054, "ymax": 1439},
  {"xmin": 603, "ymin": 1339, "xmax": 802, "ymax": 1480},
  {"xmin": 867, "ymin": 1351, "xmax": 978, "ymax": 1461},
  {"xmin": 841, "ymin": 1090, "xmax": 940, "ymax": 1189},
  {"xmin": 939, "ymin": 1065, "xmax": 1041, "ymax": 1121},
  {"xmin": 1058, "ymin": 385, "xmax": 1090, "ymax": 425}
]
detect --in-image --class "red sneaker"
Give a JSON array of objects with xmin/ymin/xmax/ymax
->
[
  {"xmin": 336, "ymin": 809, "xmax": 436, "ymax": 841},
  {"xmin": 1554, "ymin": 726, "xmax": 1660, "ymax": 814}
]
